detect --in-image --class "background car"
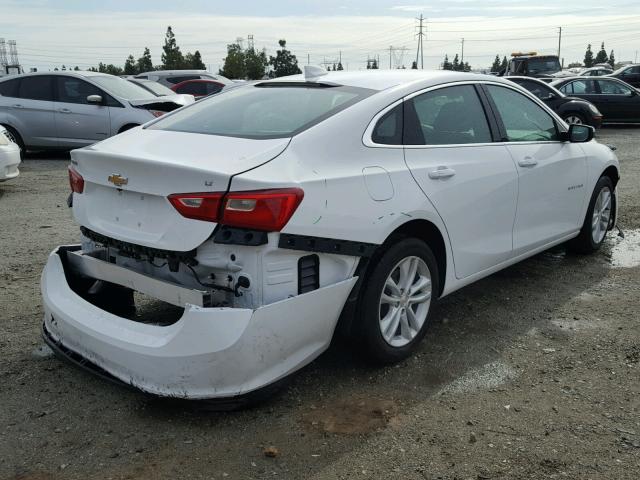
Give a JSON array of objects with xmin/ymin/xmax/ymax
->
[
  {"xmin": 580, "ymin": 66, "xmax": 613, "ymax": 77},
  {"xmin": 550, "ymin": 76, "xmax": 640, "ymax": 123},
  {"xmin": 170, "ymin": 79, "xmax": 226, "ymax": 99},
  {"xmin": 0, "ymin": 126, "xmax": 20, "ymax": 180},
  {"xmin": 127, "ymin": 78, "xmax": 195, "ymax": 106},
  {"xmin": 134, "ymin": 69, "xmax": 231, "ymax": 88},
  {"xmin": 507, "ymin": 76, "xmax": 602, "ymax": 128},
  {"xmin": 0, "ymin": 71, "xmax": 187, "ymax": 152},
  {"xmin": 607, "ymin": 64, "xmax": 640, "ymax": 88}
]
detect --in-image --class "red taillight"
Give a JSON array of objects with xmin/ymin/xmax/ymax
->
[
  {"xmin": 167, "ymin": 188, "xmax": 304, "ymax": 232},
  {"xmin": 68, "ymin": 166, "xmax": 84, "ymax": 194},
  {"xmin": 167, "ymin": 192, "xmax": 224, "ymax": 222},
  {"xmin": 149, "ymin": 110, "xmax": 165, "ymax": 118}
]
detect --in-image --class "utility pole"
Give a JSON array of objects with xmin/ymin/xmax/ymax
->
[
  {"xmin": 461, "ymin": 38, "xmax": 465, "ymax": 64},
  {"xmin": 415, "ymin": 14, "xmax": 425, "ymax": 69},
  {"xmin": 389, "ymin": 46, "xmax": 393, "ymax": 69},
  {"xmin": 307, "ymin": 53, "xmax": 310, "ymax": 65},
  {"xmin": 557, "ymin": 26, "xmax": 562, "ymax": 58}
]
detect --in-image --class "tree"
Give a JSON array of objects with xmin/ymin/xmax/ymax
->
[
  {"xmin": 124, "ymin": 55, "xmax": 137, "ymax": 75},
  {"xmin": 161, "ymin": 26, "xmax": 185, "ymax": 69},
  {"xmin": 490, "ymin": 54, "xmax": 501, "ymax": 73},
  {"xmin": 608, "ymin": 50, "xmax": 615, "ymax": 69},
  {"xmin": 245, "ymin": 47, "xmax": 268, "ymax": 80},
  {"xmin": 136, "ymin": 47, "xmax": 153, "ymax": 73},
  {"xmin": 220, "ymin": 43, "xmax": 246, "ymax": 79},
  {"xmin": 594, "ymin": 42, "xmax": 608, "ymax": 64},
  {"xmin": 411, "ymin": 60, "xmax": 417, "ymax": 69},
  {"xmin": 500, "ymin": 56, "xmax": 508, "ymax": 71},
  {"xmin": 73, "ymin": 66, "xmax": 80, "ymax": 71},
  {"xmin": 269, "ymin": 39, "xmax": 301, "ymax": 77},
  {"xmin": 371, "ymin": 58, "xmax": 378, "ymax": 69},
  {"xmin": 185, "ymin": 50, "xmax": 205, "ymax": 70},
  {"xmin": 584, "ymin": 44, "xmax": 594, "ymax": 68},
  {"xmin": 452, "ymin": 54, "xmax": 460, "ymax": 71},
  {"xmin": 93, "ymin": 62, "xmax": 123, "ymax": 75},
  {"xmin": 442, "ymin": 54, "xmax": 452, "ymax": 70},
  {"xmin": 337, "ymin": 61, "xmax": 343, "ymax": 71},
  {"xmin": 463, "ymin": 61, "xmax": 471, "ymax": 72}
]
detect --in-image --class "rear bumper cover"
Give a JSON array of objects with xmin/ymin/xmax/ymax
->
[
  {"xmin": 41, "ymin": 246, "xmax": 357, "ymax": 399},
  {"xmin": 0, "ymin": 144, "xmax": 21, "ymax": 181}
]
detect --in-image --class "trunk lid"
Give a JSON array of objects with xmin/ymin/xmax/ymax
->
[{"xmin": 71, "ymin": 128, "xmax": 290, "ymax": 252}]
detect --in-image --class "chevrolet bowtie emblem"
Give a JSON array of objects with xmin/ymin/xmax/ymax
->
[{"xmin": 108, "ymin": 174, "xmax": 128, "ymax": 187}]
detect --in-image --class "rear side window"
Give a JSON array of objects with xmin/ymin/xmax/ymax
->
[
  {"xmin": 18, "ymin": 76, "xmax": 54, "ymax": 101},
  {"xmin": 597, "ymin": 80, "xmax": 631, "ymax": 95},
  {"xmin": 562, "ymin": 80, "xmax": 597, "ymax": 95},
  {"xmin": 0, "ymin": 78, "xmax": 20, "ymax": 97},
  {"xmin": 404, "ymin": 85, "xmax": 492, "ymax": 145},
  {"xmin": 486, "ymin": 85, "xmax": 559, "ymax": 142},
  {"xmin": 372, "ymin": 104, "xmax": 403, "ymax": 145},
  {"xmin": 149, "ymin": 84, "xmax": 374, "ymax": 139}
]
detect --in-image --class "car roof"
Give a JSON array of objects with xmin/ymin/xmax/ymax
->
[
  {"xmin": 0, "ymin": 70, "xmax": 115, "ymax": 81},
  {"xmin": 260, "ymin": 70, "xmax": 511, "ymax": 91},
  {"xmin": 138, "ymin": 70, "xmax": 209, "ymax": 75}
]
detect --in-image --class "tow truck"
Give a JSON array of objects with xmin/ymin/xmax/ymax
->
[{"xmin": 502, "ymin": 52, "xmax": 562, "ymax": 78}]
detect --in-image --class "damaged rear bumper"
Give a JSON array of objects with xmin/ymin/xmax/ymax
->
[{"xmin": 41, "ymin": 246, "xmax": 357, "ymax": 399}]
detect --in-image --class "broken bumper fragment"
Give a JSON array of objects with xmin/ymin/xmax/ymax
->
[{"xmin": 41, "ymin": 246, "xmax": 357, "ymax": 399}]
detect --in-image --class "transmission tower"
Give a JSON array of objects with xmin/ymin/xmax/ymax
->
[
  {"xmin": 415, "ymin": 14, "xmax": 425, "ymax": 69},
  {"xmin": 8, "ymin": 40, "xmax": 18, "ymax": 65},
  {"xmin": 247, "ymin": 34, "xmax": 254, "ymax": 50},
  {"xmin": 0, "ymin": 39, "xmax": 7, "ymax": 72}
]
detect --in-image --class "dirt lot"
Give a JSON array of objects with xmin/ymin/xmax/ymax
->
[{"xmin": 1, "ymin": 128, "xmax": 639, "ymax": 480}]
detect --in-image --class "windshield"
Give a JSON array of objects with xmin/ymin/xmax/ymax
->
[
  {"xmin": 134, "ymin": 80, "xmax": 174, "ymax": 96},
  {"xmin": 148, "ymin": 83, "xmax": 374, "ymax": 139},
  {"xmin": 527, "ymin": 57, "xmax": 562, "ymax": 74},
  {"xmin": 91, "ymin": 75, "xmax": 156, "ymax": 100}
]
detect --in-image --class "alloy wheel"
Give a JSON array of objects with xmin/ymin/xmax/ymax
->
[
  {"xmin": 378, "ymin": 256, "xmax": 432, "ymax": 347},
  {"xmin": 591, "ymin": 186, "xmax": 612, "ymax": 244},
  {"xmin": 565, "ymin": 115, "xmax": 583, "ymax": 125}
]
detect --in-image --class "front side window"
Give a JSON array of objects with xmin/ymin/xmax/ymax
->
[
  {"xmin": 149, "ymin": 84, "xmax": 373, "ymax": 139},
  {"xmin": 597, "ymin": 80, "xmax": 632, "ymax": 95},
  {"xmin": 56, "ymin": 77, "xmax": 103, "ymax": 104},
  {"xmin": 404, "ymin": 85, "xmax": 492, "ymax": 145},
  {"xmin": 18, "ymin": 76, "xmax": 54, "ymax": 101},
  {"xmin": 486, "ymin": 85, "xmax": 559, "ymax": 142}
]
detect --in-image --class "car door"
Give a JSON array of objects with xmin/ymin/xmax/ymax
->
[
  {"xmin": 483, "ymin": 84, "xmax": 587, "ymax": 255},
  {"xmin": 560, "ymin": 79, "xmax": 606, "ymax": 117},
  {"xmin": 595, "ymin": 79, "xmax": 640, "ymax": 121},
  {"xmin": 403, "ymin": 84, "xmax": 518, "ymax": 279},
  {"xmin": 14, "ymin": 75, "xmax": 57, "ymax": 148},
  {"xmin": 617, "ymin": 66, "xmax": 640, "ymax": 88},
  {"xmin": 54, "ymin": 76, "xmax": 111, "ymax": 147}
]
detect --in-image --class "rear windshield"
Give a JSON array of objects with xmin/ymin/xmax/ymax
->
[{"xmin": 147, "ymin": 83, "xmax": 374, "ymax": 139}]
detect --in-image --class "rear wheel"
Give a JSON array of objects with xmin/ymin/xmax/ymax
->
[
  {"xmin": 570, "ymin": 176, "xmax": 614, "ymax": 253},
  {"xmin": 563, "ymin": 112, "xmax": 586, "ymax": 125},
  {"xmin": 354, "ymin": 238, "xmax": 438, "ymax": 364}
]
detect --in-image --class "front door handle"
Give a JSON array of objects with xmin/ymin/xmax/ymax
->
[
  {"xmin": 518, "ymin": 157, "xmax": 538, "ymax": 167},
  {"xmin": 58, "ymin": 108, "xmax": 72, "ymax": 114},
  {"xmin": 428, "ymin": 166, "xmax": 456, "ymax": 179}
]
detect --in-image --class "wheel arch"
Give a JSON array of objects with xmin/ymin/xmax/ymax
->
[{"xmin": 601, "ymin": 164, "xmax": 620, "ymax": 188}]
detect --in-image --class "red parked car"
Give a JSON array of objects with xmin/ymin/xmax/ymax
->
[{"xmin": 170, "ymin": 79, "xmax": 225, "ymax": 99}]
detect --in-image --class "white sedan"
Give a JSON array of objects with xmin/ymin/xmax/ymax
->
[
  {"xmin": 41, "ymin": 68, "xmax": 620, "ymax": 401},
  {"xmin": 0, "ymin": 126, "xmax": 20, "ymax": 181}
]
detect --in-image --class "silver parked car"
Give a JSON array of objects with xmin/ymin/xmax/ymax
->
[
  {"xmin": 126, "ymin": 78, "xmax": 196, "ymax": 106},
  {"xmin": 134, "ymin": 69, "xmax": 231, "ymax": 88},
  {"xmin": 0, "ymin": 71, "xmax": 186, "ymax": 152}
]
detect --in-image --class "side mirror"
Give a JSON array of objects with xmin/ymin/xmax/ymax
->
[
  {"xmin": 87, "ymin": 95, "xmax": 103, "ymax": 104},
  {"xmin": 564, "ymin": 123, "xmax": 594, "ymax": 143}
]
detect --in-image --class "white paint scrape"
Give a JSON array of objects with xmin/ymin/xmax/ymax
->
[
  {"xmin": 439, "ymin": 361, "xmax": 517, "ymax": 395},
  {"xmin": 607, "ymin": 229, "xmax": 640, "ymax": 268}
]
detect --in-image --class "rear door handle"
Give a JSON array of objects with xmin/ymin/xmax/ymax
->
[
  {"xmin": 58, "ymin": 108, "xmax": 72, "ymax": 114},
  {"xmin": 518, "ymin": 157, "xmax": 538, "ymax": 167},
  {"xmin": 428, "ymin": 166, "xmax": 456, "ymax": 179}
]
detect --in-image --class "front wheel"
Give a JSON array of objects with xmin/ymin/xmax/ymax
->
[
  {"xmin": 354, "ymin": 238, "xmax": 439, "ymax": 364},
  {"xmin": 570, "ymin": 176, "xmax": 614, "ymax": 253}
]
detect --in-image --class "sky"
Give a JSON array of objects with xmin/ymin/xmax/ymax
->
[{"xmin": 1, "ymin": 0, "xmax": 640, "ymax": 73}]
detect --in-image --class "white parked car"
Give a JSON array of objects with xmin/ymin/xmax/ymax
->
[
  {"xmin": 0, "ymin": 126, "xmax": 20, "ymax": 181},
  {"xmin": 41, "ymin": 69, "xmax": 620, "ymax": 402}
]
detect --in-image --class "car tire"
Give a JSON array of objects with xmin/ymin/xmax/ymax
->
[
  {"xmin": 354, "ymin": 237, "xmax": 439, "ymax": 364},
  {"xmin": 563, "ymin": 112, "xmax": 586, "ymax": 125},
  {"xmin": 2, "ymin": 125, "xmax": 25, "ymax": 158},
  {"xmin": 570, "ymin": 176, "xmax": 614, "ymax": 254}
]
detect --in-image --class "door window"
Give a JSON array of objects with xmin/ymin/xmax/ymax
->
[
  {"xmin": 0, "ymin": 78, "xmax": 20, "ymax": 97},
  {"xmin": 486, "ymin": 85, "xmax": 559, "ymax": 142},
  {"xmin": 18, "ymin": 76, "xmax": 54, "ymax": 101},
  {"xmin": 562, "ymin": 80, "xmax": 597, "ymax": 95},
  {"xmin": 518, "ymin": 80, "xmax": 554, "ymax": 100},
  {"xmin": 404, "ymin": 85, "xmax": 492, "ymax": 145},
  {"xmin": 597, "ymin": 80, "xmax": 632, "ymax": 95},
  {"xmin": 56, "ymin": 77, "xmax": 104, "ymax": 104}
]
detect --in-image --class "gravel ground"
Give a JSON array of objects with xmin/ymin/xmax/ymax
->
[{"xmin": 1, "ymin": 129, "xmax": 639, "ymax": 480}]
